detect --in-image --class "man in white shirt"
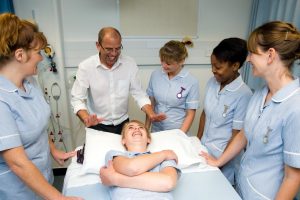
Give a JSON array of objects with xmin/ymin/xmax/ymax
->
[{"xmin": 71, "ymin": 27, "xmax": 165, "ymax": 134}]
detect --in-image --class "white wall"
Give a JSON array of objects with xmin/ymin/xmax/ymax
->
[{"xmin": 13, "ymin": 0, "xmax": 252, "ymax": 154}]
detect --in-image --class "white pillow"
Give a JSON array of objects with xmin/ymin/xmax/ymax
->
[
  {"xmin": 82, "ymin": 128, "xmax": 205, "ymax": 174},
  {"xmin": 148, "ymin": 129, "xmax": 204, "ymax": 169},
  {"xmin": 82, "ymin": 128, "xmax": 125, "ymax": 174}
]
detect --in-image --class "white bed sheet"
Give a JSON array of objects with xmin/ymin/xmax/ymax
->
[
  {"xmin": 63, "ymin": 137, "xmax": 241, "ymax": 200},
  {"xmin": 63, "ymin": 137, "xmax": 214, "ymax": 189}
]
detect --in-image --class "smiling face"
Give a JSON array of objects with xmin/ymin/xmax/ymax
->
[
  {"xmin": 159, "ymin": 40, "xmax": 187, "ymax": 79},
  {"xmin": 161, "ymin": 59, "xmax": 184, "ymax": 78},
  {"xmin": 246, "ymin": 47, "xmax": 270, "ymax": 77},
  {"xmin": 23, "ymin": 48, "xmax": 43, "ymax": 76},
  {"xmin": 14, "ymin": 38, "xmax": 45, "ymax": 78},
  {"xmin": 96, "ymin": 30, "xmax": 122, "ymax": 68},
  {"xmin": 211, "ymin": 54, "xmax": 239, "ymax": 87},
  {"xmin": 121, "ymin": 120, "xmax": 151, "ymax": 151}
]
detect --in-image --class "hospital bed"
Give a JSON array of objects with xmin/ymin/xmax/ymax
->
[{"xmin": 63, "ymin": 129, "xmax": 241, "ymax": 200}]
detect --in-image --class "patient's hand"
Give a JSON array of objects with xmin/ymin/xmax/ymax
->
[
  {"xmin": 199, "ymin": 151, "xmax": 220, "ymax": 167},
  {"xmin": 83, "ymin": 114, "xmax": 104, "ymax": 127},
  {"xmin": 100, "ymin": 161, "xmax": 118, "ymax": 186},
  {"xmin": 161, "ymin": 150, "xmax": 178, "ymax": 163}
]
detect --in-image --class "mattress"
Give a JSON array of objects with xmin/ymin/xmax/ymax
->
[{"xmin": 62, "ymin": 137, "xmax": 241, "ymax": 200}]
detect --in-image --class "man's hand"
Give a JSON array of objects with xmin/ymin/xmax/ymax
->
[
  {"xmin": 83, "ymin": 114, "xmax": 104, "ymax": 127},
  {"xmin": 149, "ymin": 113, "xmax": 167, "ymax": 122},
  {"xmin": 142, "ymin": 104, "xmax": 166, "ymax": 122}
]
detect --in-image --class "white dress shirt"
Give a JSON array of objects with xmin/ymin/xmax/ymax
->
[{"xmin": 71, "ymin": 54, "xmax": 150, "ymax": 125}]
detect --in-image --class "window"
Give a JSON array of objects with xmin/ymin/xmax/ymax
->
[{"xmin": 119, "ymin": 0, "xmax": 199, "ymax": 37}]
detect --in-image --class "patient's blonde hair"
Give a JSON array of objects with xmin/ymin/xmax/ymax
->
[{"xmin": 121, "ymin": 120, "xmax": 151, "ymax": 140}]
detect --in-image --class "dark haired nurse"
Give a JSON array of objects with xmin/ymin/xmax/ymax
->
[{"xmin": 197, "ymin": 38, "xmax": 252, "ymax": 186}]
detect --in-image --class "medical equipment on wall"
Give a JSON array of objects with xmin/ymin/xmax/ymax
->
[
  {"xmin": 182, "ymin": 36, "xmax": 194, "ymax": 48},
  {"xmin": 44, "ymin": 44, "xmax": 57, "ymax": 73},
  {"xmin": 37, "ymin": 44, "xmax": 69, "ymax": 152},
  {"xmin": 42, "ymin": 82, "xmax": 67, "ymax": 152}
]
